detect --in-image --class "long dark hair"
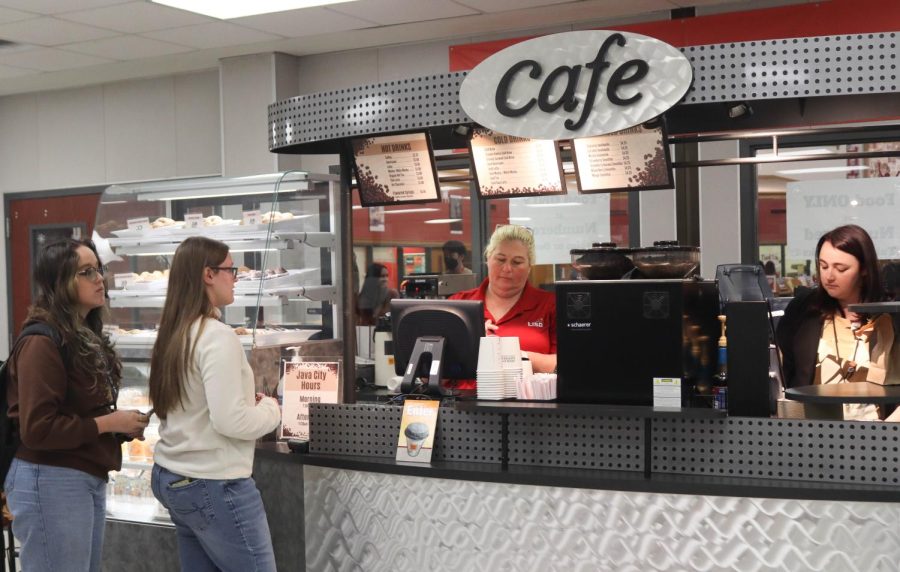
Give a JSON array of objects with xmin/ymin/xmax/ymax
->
[
  {"xmin": 358, "ymin": 263, "xmax": 390, "ymax": 310},
  {"xmin": 810, "ymin": 224, "xmax": 885, "ymax": 316},
  {"xmin": 149, "ymin": 237, "xmax": 229, "ymax": 418},
  {"xmin": 26, "ymin": 238, "xmax": 121, "ymax": 397}
]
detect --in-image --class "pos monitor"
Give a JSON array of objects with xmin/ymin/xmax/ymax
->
[{"xmin": 390, "ymin": 299, "xmax": 485, "ymax": 396}]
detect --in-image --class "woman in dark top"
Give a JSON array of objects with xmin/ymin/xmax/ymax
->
[
  {"xmin": 776, "ymin": 225, "xmax": 888, "ymax": 390},
  {"xmin": 5, "ymin": 239, "xmax": 148, "ymax": 572},
  {"xmin": 357, "ymin": 263, "xmax": 398, "ymax": 325}
]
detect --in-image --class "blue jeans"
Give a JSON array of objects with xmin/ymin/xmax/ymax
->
[
  {"xmin": 4, "ymin": 458, "xmax": 107, "ymax": 572},
  {"xmin": 151, "ymin": 464, "xmax": 276, "ymax": 572}
]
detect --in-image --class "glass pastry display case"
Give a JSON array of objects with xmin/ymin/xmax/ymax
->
[{"xmin": 94, "ymin": 171, "xmax": 343, "ymax": 524}]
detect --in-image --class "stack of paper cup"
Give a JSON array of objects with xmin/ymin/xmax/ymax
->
[
  {"xmin": 499, "ymin": 337, "xmax": 522, "ymax": 399},
  {"xmin": 476, "ymin": 337, "xmax": 504, "ymax": 400}
]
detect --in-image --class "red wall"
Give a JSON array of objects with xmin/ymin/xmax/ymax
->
[
  {"xmin": 449, "ymin": 0, "xmax": 900, "ymax": 71},
  {"xmin": 758, "ymin": 195, "xmax": 786, "ymax": 245}
]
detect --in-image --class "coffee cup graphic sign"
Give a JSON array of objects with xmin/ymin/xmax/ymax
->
[
  {"xmin": 396, "ymin": 400, "xmax": 440, "ymax": 463},
  {"xmin": 404, "ymin": 423, "xmax": 430, "ymax": 457}
]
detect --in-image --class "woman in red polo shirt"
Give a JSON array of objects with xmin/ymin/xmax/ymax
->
[{"xmin": 451, "ymin": 225, "xmax": 556, "ymax": 373}]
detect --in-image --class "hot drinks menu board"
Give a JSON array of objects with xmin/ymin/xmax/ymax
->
[
  {"xmin": 571, "ymin": 122, "xmax": 673, "ymax": 193},
  {"xmin": 351, "ymin": 132, "xmax": 441, "ymax": 206},
  {"xmin": 469, "ymin": 128, "xmax": 566, "ymax": 199}
]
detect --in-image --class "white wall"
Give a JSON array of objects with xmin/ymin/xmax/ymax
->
[
  {"xmin": 0, "ymin": 70, "xmax": 221, "ymax": 193},
  {"xmin": 698, "ymin": 140, "xmax": 742, "ymax": 278},
  {"xmin": 639, "ymin": 188, "xmax": 677, "ymax": 246}
]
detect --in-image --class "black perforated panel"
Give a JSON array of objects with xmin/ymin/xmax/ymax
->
[
  {"xmin": 508, "ymin": 413, "xmax": 644, "ymax": 471},
  {"xmin": 270, "ymin": 33, "xmax": 900, "ymax": 151},
  {"xmin": 652, "ymin": 417, "xmax": 900, "ymax": 485},
  {"xmin": 683, "ymin": 33, "xmax": 899, "ymax": 103},
  {"xmin": 434, "ymin": 408, "xmax": 503, "ymax": 463},
  {"xmin": 309, "ymin": 403, "xmax": 400, "ymax": 457},
  {"xmin": 309, "ymin": 403, "xmax": 502, "ymax": 463},
  {"xmin": 269, "ymin": 73, "xmax": 470, "ymax": 151}
]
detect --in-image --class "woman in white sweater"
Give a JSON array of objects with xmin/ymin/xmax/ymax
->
[{"xmin": 149, "ymin": 236, "xmax": 281, "ymax": 572}]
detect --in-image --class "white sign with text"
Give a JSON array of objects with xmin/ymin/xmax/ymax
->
[
  {"xmin": 509, "ymin": 193, "xmax": 611, "ymax": 265},
  {"xmin": 786, "ymin": 177, "xmax": 900, "ymax": 260},
  {"xmin": 280, "ymin": 361, "xmax": 340, "ymax": 441},
  {"xmin": 459, "ymin": 30, "xmax": 692, "ymax": 140}
]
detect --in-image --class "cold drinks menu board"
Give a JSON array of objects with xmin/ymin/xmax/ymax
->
[
  {"xmin": 571, "ymin": 123, "xmax": 673, "ymax": 193},
  {"xmin": 469, "ymin": 128, "xmax": 566, "ymax": 199},
  {"xmin": 352, "ymin": 132, "xmax": 442, "ymax": 206}
]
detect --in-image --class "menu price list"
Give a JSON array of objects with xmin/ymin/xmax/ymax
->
[
  {"xmin": 470, "ymin": 129, "xmax": 565, "ymax": 198},
  {"xmin": 352, "ymin": 133, "xmax": 440, "ymax": 205},
  {"xmin": 573, "ymin": 124, "xmax": 671, "ymax": 192}
]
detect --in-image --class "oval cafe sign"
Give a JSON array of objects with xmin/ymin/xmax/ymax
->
[{"xmin": 459, "ymin": 30, "xmax": 693, "ymax": 140}]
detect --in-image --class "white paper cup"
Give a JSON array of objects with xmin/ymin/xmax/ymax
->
[
  {"xmin": 477, "ymin": 336, "xmax": 502, "ymax": 371},
  {"xmin": 499, "ymin": 337, "xmax": 522, "ymax": 370}
]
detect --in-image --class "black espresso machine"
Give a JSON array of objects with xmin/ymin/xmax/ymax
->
[{"xmin": 557, "ymin": 242, "xmax": 720, "ymax": 406}]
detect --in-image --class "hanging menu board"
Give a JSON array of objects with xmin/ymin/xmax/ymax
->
[
  {"xmin": 469, "ymin": 128, "xmax": 566, "ymax": 199},
  {"xmin": 351, "ymin": 132, "xmax": 442, "ymax": 206},
  {"xmin": 571, "ymin": 121, "xmax": 673, "ymax": 193}
]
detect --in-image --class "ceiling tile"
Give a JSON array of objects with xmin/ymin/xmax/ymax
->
[
  {"xmin": 0, "ymin": 62, "xmax": 39, "ymax": 78},
  {"xmin": 0, "ymin": 1, "xmax": 132, "ymax": 15},
  {"xmin": 0, "ymin": 6, "xmax": 35, "ymax": 24},
  {"xmin": 58, "ymin": 1, "xmax": 213, "ymax": 34},
  {"xmin": 329, "ymin": 0, "xmax": 478, "ymax": 26},
  {"xmin": 64, "ymin": 35, "xmax": 193, "ymax": 60},
  {"xmin": 0, "ymin": 47, "xmax": 113, "ymax": 71},
  {"xmin": 233, "ymin": 7, "xmax": 375, "ymax": 38},
  {"xmin": 0, "ymin": 17, "xmax": 119, "ymax": 46},
  {"xmin": 451, "ymin": 0, "xmax": 584, "ymax": 12},
  {"xmin": 142, "ymin": 21, "xmax": 282, "ymax": 50}
]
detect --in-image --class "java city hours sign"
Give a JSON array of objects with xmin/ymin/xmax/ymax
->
[{"xmin": 459, "ymin": 30, "xmax": 693, "ymax": 140}]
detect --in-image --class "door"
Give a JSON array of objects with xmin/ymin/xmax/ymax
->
[{"xmin": 8, "ymin": 193, "xmax": 101, "ymax": 337}]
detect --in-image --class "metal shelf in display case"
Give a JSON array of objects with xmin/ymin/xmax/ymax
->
[
  {"xmin": 110, "ymin": 328, "xmax": 323, "ymax": 351},
  {"xmin": 107, "ymin": 285, "xmax": 338, "ymax": 308}
]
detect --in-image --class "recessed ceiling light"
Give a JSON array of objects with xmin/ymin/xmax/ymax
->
[
  {"xmin": 424, "ymin": 218, "xmax": 463, "ymax": 224},
  {"xmin": 523, "ymin": 202, "xmax": 583, "ymax": 208},
  {"xmin": 776, "ymin": 166, "xmax": 870, "ymax": 175},
  {"xmin": 383, "ymin": 208, "xmax": 439, "ymax": 215},
  {"xmin": 151, "ymin": 0, "xmax": 357, "ymax": 19},
  {"xmin": 758, "ymin": 148, "xmax": 834, "ymax": 157}
]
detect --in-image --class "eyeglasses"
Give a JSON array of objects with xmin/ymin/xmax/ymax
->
[
  {"xmin": 210, "ymin": 266, "xmax": 239, "ymax": 278},
  {"xmin": 76, "ymin": 267, "xmax": 104, "ymax": 281}
]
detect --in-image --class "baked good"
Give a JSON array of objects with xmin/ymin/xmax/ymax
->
[
  {"xmin": 204, "ymin": 215, "xmax": 223, "ymax": 226},
  {"xmin": 151, "ymin": 216, "xmax": 176, "ymax": 229}
]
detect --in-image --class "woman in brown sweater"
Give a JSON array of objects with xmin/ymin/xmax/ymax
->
[{"xmin": 4, "ymin": 239, "xmax": 148, "ymax": 572}]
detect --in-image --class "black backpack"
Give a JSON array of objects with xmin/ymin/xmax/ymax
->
[{"xmin": 0, "ymin": 323, "xmax": 64, "ymax": 490}]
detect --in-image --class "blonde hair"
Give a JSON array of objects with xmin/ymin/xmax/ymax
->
[{"xmin": 485, "ymin": 225, "xmax": 535, "ymax": 265}]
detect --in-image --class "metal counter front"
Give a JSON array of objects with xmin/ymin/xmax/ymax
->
[{"xmin": 295, "ymin": 401, "xmax": 900, "ymax": 572}]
